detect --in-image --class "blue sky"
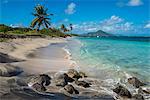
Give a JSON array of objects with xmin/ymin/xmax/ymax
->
[{"xmin": 0, "ymin": 0, "xmax": 150, "ymax": 36}]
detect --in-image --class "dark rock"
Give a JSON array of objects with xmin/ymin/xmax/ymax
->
[
  {"xmin": 39, "ymin": 74, "xmax": 51, "ymax": 86},
  {"xmin": 55, "ymin": 73, "xmax": 74, "ymax": 87},
  {"xmin": 132, "ymin": 94, "xmax": 144, "ymax": 100},
  {"xmin": 32, "ymin": 83, "xmax": 46, "ymax": 92},
  {"xmin": 64, "ymin": 84, "xmax": 79, "ymax": 94},
  {"xmin": 67, "ymin": 69, "xmax": 81, "ymax": 80},
  {"xmin": 28, "ymin": 74, "xmax": 51, "ymax": 91},
  {"xmin": 0, "ymin": 53, "xmax": 22, "ymax": 63},
  {"xmin": 113, "ymin": 85, "xmax": 132, "ymax": 98},
  {"xmin": 0, "ymin": 64, "xmax": 23, "ymax": 77},
  {"xmin": 75, "ymin": 80, "xmax": 91, "ymax": 88},
  {"xmin": 128, "ymin": 77, "xmax": 146, "ymax": 88}
]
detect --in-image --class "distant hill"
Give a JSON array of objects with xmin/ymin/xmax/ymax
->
[{"xmin": 81, "ymin": 30, "xmax": 114, "ymax": 37}]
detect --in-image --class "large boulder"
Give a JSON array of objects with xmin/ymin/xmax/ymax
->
[
  {"xmin": 54, "ymin": 73, "xmax": 74, "ymax": 87},
  {"xmin": 67, "ymin": 69, "xmax": 81, "ymax": 80},
  {"xmin": 64, "ymin": 84, "xmax": 79, "ymax": 94},
  {"xmin": 0, "ymin": 64, "xmax": 23, "ymax": 77},
  {"xmin": 32, "ymin": 83, "xmax": 46, "ymax": 92},
  {"xmin": 113, "ymin": 85, "xmax": 132, "ymax": 98},
  {"xmin": 128, "ymin": 77, "xmax": 146, "ymax": 88},
  {"xmin": 28, "ymin": 74, "xmax": 51, "ymax": 92}
]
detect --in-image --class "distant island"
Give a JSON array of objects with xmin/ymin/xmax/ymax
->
[
  {"xmin": 80, "ymin": 30, "xmax": 150, "ymax": 42},
  {"xmin": 81, "ymin": 30, "xmax": 114, "ymax": 37}
]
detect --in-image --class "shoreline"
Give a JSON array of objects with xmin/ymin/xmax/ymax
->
[{"xmin": 0, "ymin": 37, "xmax": 149, "ymax": 100}]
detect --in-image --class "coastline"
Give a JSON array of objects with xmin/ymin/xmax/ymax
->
[{"xmin": 0, "ymin": 37, "xmax": 149, "ymax": 100}]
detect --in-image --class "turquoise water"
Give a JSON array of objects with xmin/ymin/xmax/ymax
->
[{"xmin": 67, "ymin": 37, "xmax": 150, "ymax": 82}]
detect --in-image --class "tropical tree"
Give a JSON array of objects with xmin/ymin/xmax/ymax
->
[
  {"xmin": 69, "ymin": 24, "xmax": 73, "ymax": 31},
  {"xmin": 60, "ymin": 24, "xmax": 71, "ymax": 32},
  {"xmin": 30, "ymin": 5, "xmax": 53, "ymax": 31}
]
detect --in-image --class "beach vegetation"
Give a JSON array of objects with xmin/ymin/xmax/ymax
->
[{"xmin": 0, "ymin": 24, "xmax": 12, "ymax": 33}]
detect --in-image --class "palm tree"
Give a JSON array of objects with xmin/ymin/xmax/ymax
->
[
  {"xmin": 69, "ymin": 24, "xmax": 73, "ymax": 31},
  {"xmin": 30, "ymin": 5, "xmax": 53, "ymax": 31},
  {"xmin": 61, "ymin": 24, "xmax": 71, "ymax": 32}
]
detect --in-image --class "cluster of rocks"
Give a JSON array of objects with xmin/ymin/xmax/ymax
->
[
  {"xmin": 6, "ymin": 68, "xmax": 147, "ymax": 100},
  {"xmin": 113, "ymin": 77, "xmax": 149, "ymax": 100},
  {"xmin": 28, "ymin": 69, "xmax": 90, "ymax": 95}
]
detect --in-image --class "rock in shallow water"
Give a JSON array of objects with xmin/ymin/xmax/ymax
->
[
  {"xmin": 128, "ymin": 77, "xmax": 146, "ymax": 88},
  {"xmin": 113, "ymin": 85, "xmax": 132, "ymax": 98}
]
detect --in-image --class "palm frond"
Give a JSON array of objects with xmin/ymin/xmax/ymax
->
[{"xmin": 30, "ymin": 18, "xmax": 40, "ymax": 28}]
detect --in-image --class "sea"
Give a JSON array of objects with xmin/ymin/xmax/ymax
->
[{"xmin": 66, "ymin": 37, "xmax": 150, "ymax": 83}]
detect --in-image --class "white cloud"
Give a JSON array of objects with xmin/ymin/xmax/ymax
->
[
  {"xmin": 100, "ymin": 15, "xmax": 124, "ymax": 26},
  {"xmin": 127, "ymin": 0, "xmax": 143, "ymax": 6},
  {"xmin": 99, "ymin": 15, "xmax": 134, "ymax": 33},
  {"xmin": 65, "ymin": 3, "xmax": 76, "ymax": 15},
  {"xmin": 72, "ymin": 15, "xmax": 134, "ymax": 34},
  {"xmin": 10, "ymin": 23, "xmax": 24, "ymax": 28},
  {"xmin": 144, "ymin": 22, "xmax": 150, "ymax": 28}
]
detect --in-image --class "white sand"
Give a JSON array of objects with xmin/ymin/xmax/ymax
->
[{"xmin": 0, "ymin": 38, "xmax": 75, "ymax": 74}]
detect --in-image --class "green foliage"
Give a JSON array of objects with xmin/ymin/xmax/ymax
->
[
  {"xmin": 0, "ymin": 24, "xmax": 12, "ymax": 33},
  {"xmin": 39, "ymin": 28, "xmax": 67, "ymax": 37},
  {"xmin": 11, "ymin": 30, "xmax": 24, "ymax": 34}
]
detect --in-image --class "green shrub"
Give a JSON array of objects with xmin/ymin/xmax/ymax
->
[
  {"xmin": 12, "ymin": 30, "xmax": 24, "ymax": 34},
  {"xmin": 0, "ymin": 24, "xmax": 12, "ymax": 33}
]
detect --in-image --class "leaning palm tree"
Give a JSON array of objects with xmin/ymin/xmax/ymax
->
[{"xmin": 30, "ymin": 5, "xmax": 53, "ymax": 31}]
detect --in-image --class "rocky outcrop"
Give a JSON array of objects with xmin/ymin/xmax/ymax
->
[
  {"xmin": 28, "ymin": 74, "xmax": 51, "ymax": 92},
  {"xmin": 64, "ymin": 84, "xmax": 79, "ymax": 94},
  {"xmin": 113, "ymin": 85, "xmax": 132, "ymax": 98},
  {"xmin": 0, "ymin": 64, "xmax": 23, "ymax": 76},
  {"xmin": 54, "ymin": 73, "xmax": 73, "ymax": 87},
  {"xmin": 128, "ymin": 77, "xmax": 146, "ymax": 88}
]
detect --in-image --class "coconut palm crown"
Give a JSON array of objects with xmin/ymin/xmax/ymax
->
[{"xmin": 30, "ymin": 5, "xmax": 53, "ymax": 31}]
